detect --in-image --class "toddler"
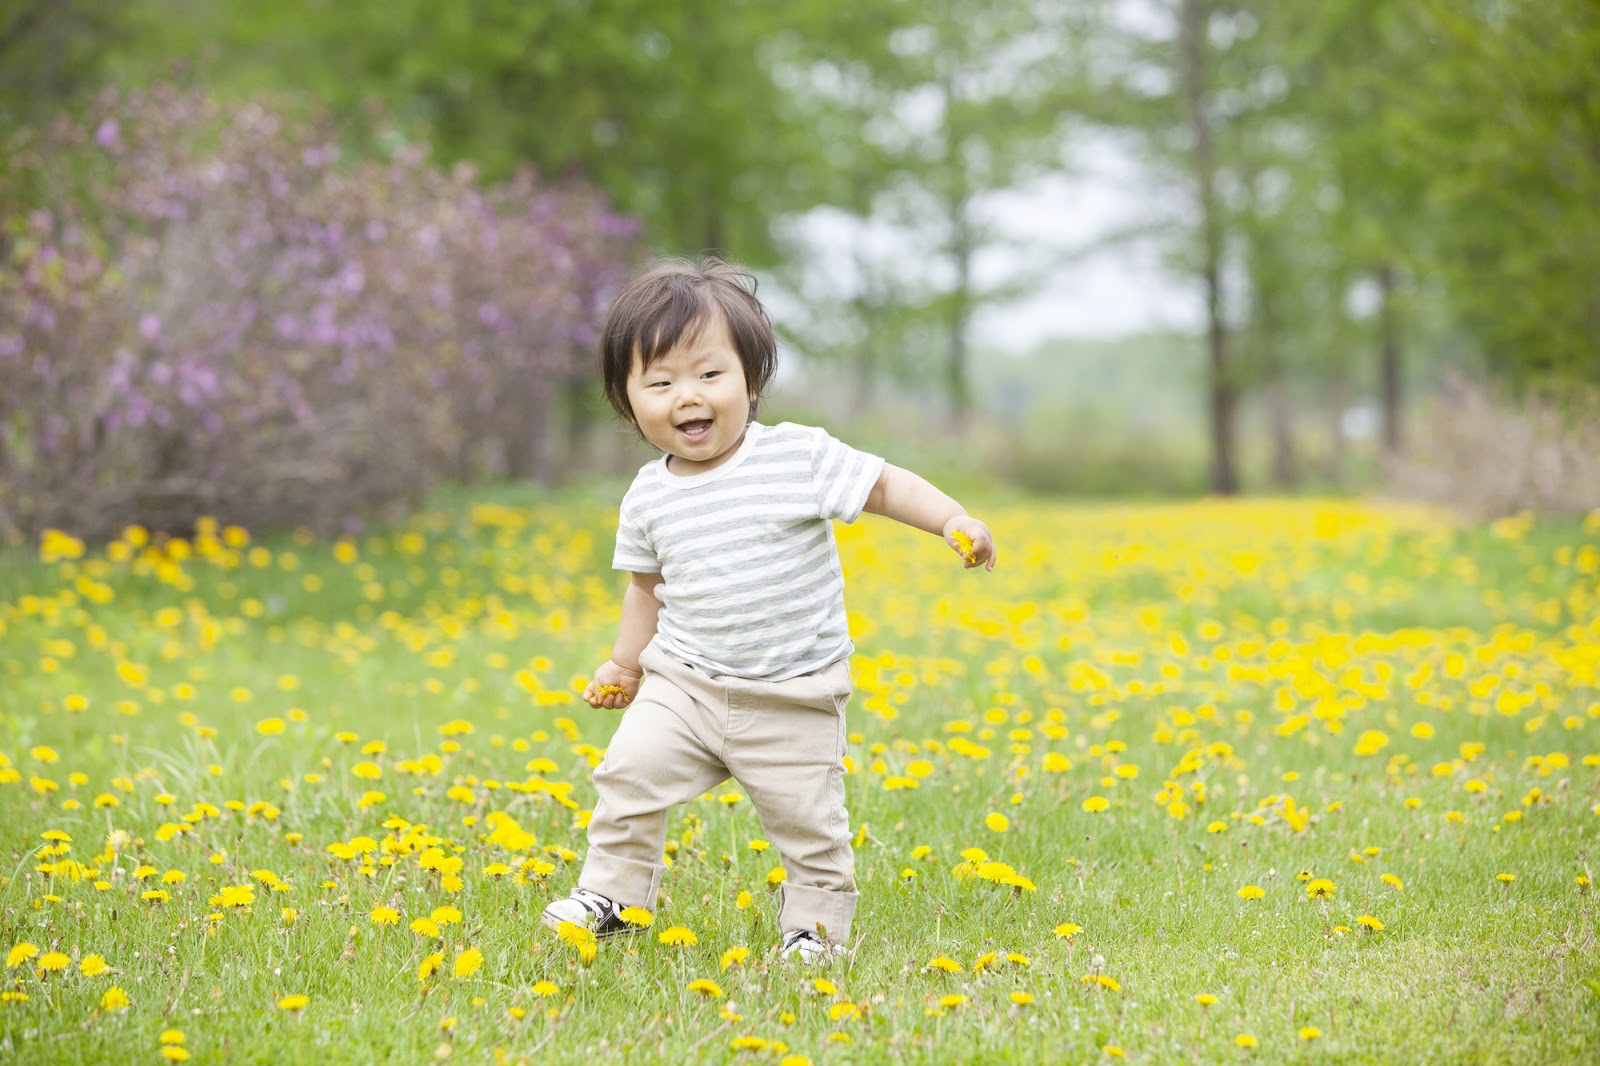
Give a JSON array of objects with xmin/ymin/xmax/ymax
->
[{"xmin": 541, "ymin": 258, "xmax": 996, "ymax": 961}]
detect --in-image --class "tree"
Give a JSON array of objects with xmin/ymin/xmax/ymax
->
[
  {"xmin": 124, "ymin": 0, "xmax": 903, "ymax": 267},
  {"xmin": 781, "ymin": 0, "xmax": 1085, "ymax": 425}
]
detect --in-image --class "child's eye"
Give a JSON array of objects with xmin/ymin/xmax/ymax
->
[{"xmin": 701, "ymin": 370, "xmax": 721, "ymax": 380}]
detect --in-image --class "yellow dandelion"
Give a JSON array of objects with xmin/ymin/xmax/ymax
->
[
  {"xmin": 721, "ymin": 946, "xmax": 750, "ymax": 970},
  {"xmin": 686, "ymin": 979, "xmax": 723, "ymax": 998},
  {"xmin": 618, "ymin": 906, "xmax": 654, "ymax": 928},
  {"xmin": 1305, "ymin": 878, "xmax": 1335, "ymax": 899},
  {"xmin": 452, "ymin": 947, "xmax": 484, "ymax": 978},
  {"xmin": 1054, "ymin": 922, "xmax": 1083, "ymax": 938},
  {"xmin": 1235, "ymin": 1034, "xmax": 1258, "ymax": 1048},
  {"xmin": 1238, "ymin": 884, "xmax": 1265, "ymax": 900},
  {"xmin": 658, "ymin": 926, "xmax": 698, "ymax": 946},
  {"xmin": 530, "ymin": 980, "xmax": 559, "ymax": 997},
  {"xmin": 417, "ymin": 952, "xmax": 445, "ymax": 980},
  {"xmin": 277, "ymin": 994, "xmax": 309, "ymax": 1011},
  {"xmin": 1010, "ymin": 991, "xmax": 1035, "ymax": 1006},
  {"xmin": 7, "ymin": 942, "xmax": 39, "ymax": 967},
  {"xmin": 1082, "ymin": 796, "xmax": 1110, "ymax": 813},
  {"xmin": 80, "ymin": 954, "xmax": 109, "ymax": 976},
  {"xmin": 926, "ymin": 956, "xmax": 962, "ymax": 973},
  {"xmin": 1196, "ymin": 993, "xmax": 1218, "ymax": 1006},
  {"xmin": 370, "ymin": 905, "xmax": 400, "ymax": 925},
  {"xmin": 101, "ymin": 986, "xmax": 131, "ymax": 1011}
]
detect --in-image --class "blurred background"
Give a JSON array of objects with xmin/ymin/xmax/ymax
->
[{"xmin": 2, "ymin": 0, "xmax": 1597, "ymax": 541}]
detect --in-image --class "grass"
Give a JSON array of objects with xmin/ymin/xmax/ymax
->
[{"xmin": 2, "ymin": 490, "xmax": 1599, "ymax": 1064}]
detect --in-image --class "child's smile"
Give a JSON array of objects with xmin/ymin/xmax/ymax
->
[{"xmin": 626, "ymin": 312, "xmax": 754, "ymax": 476}]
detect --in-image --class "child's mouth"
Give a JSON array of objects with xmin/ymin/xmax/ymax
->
[{"xmin": 677, "ymin": 419, "xmax": 712, "ymax": 443}]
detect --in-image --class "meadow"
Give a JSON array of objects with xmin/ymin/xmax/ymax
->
[{"xmin": 2, "ymin": 490, "xmax": 1598, "ymax": 1064}]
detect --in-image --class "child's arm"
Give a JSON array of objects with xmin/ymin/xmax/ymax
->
[
  {"xmin": 583, "ymin": 571, "xmax": 663, "ymax": 708},
  {"xmin": 862, "ymin": 464, "xmax": 997, "ymax": 571}
]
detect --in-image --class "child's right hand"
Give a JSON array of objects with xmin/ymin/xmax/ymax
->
[{"xmin": 583, "ymin": 659, "xmax": 642, "ymax": 709}]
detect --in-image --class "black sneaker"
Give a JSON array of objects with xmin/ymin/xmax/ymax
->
[{"xmin": 540, "ymin": 887, "xmax": 636, "ymax": 938}]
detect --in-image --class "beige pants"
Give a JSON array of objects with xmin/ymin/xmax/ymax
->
[{"xmin": 578, "ymin": 642, "xmax": 858, "ymax": 944}]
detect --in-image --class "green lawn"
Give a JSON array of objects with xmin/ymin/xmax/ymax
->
[{"xmin": 2, "ymin": 493, "xmax": 1598, "ymax": 1064}]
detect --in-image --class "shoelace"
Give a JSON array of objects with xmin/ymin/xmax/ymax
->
[
  {"xmin": 781, "ymin": 930, "xmax": 821, "ymax": 950},
  {"xmin": 570, "ymin": 888, "xmax": 614, "ymax": 919}
]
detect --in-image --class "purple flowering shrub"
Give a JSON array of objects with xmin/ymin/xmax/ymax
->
[{"xmin": 0, "ymin": 86, "xmax": 637, "ymax": 541}]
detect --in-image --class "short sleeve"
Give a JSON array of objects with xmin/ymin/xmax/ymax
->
[
  {"xmin": 612, "ymin": 474, "xmax": 662, "ymax": 573},
  {"xmin": 810, "ymin": 428, "xmax": 886, "ymax": 524}
]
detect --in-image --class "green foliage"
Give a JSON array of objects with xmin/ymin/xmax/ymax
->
[{"xmin": 125, "ymin": 0, "xmax": 901, "ymax": 265}]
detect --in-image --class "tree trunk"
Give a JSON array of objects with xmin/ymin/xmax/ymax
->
[
  {"xmin": 948, "ymin": 203, "xmax": 973, "ymax": 427},
  {"xmin": 1180, "ymin": 0, "xmax": 1238, "ymax": 494},
  {"xmin": 1377, "ymin": 262, "xmax": 1402, "ymax": 457}
]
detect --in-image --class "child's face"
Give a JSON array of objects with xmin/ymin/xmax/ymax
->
[{"xmin": 626, "ymin": 311, "xmax": 754, "ymax": 475}]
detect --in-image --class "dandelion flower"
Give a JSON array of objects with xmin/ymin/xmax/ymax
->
[
  {"xmin": 453, "ymin": 947, "xmax": 484, "ymax": 978},
  {"xmin": 101, "ymin": 986, "xmax": 131, "ymax": 1011},
  {"xmin": 1235, "ymin": 1034, "xmax": 1258, "ymax": 1048},
  {"xmin": 1496, "ymin": 873, "xmax": 1516, "ymax": 884},
  {"xmin": 80, "ymin": 955, "xmax": 109, "ymax": 976},
  {"xmin": 1082, "ymin": 796, "xmax": 1110, "ymax": 813},
  {"xmin": 686, "ymin": 979, "xmax": 723, "ymax": 998},
  {"xmin": 619, "ymin": 906, "xmax": 654, "ymax": 928},
  {"xmin": 1356, "ymin": 915, "xmax": 1384, "ymax": 932},
  {"xmin": 370, "ymin": 905, "xmax": 400, "ymax": 925},
  {"xmin": 658, "ymin": 926, "xmax": 698, "ymax": 946},
  {"xmin": 160, "ymin": 1048, "xmax": 190, "ymax": 1062},
  {"xmin": 1299, "ymin": 1027, "xmax": 1322, "ymax": 1040},
  {"xmin": 951, "ymin": 530, "xmax": 977, "ymax": 563},
  {"xmin": 1055, "ymin": 923, "xmax": 1083, "ymax": 939},
  {"xmin": 7, "ymin": 942, "xmax": 39, "ymax": 967},
  {"xmin": 37, "ymin": 951, "xmax": 70, "ymax": 973},
  {"xmin": 812, "ymin": 978, "xmax": 837, "ymax": 995},
  {"xmin": 1103, "ymin": 1047, "xmax": 1125, "ymax": 1058},
  {"xmin": 926, "ymin": 956, "xmax": 962, "ymax": 973},
  {"xmin": 1305, "ymin": 878, "xmax": 1335, "ymax": 899},
  {"xmin": 159, "ymin": 1030, "xmax": 185, "ymax": 1045},
  {"xmin": 1238, "ymin": 885, "xmax": 1265, "ymax": 900},
  {"xmin": 986, "ymin": 813, "xmax": 1010, "ymax": 832},
  {"xmin": 1196, "ymin": 993, "xmax": 1218, "ymax": 1006},
  {"xmin": 530, "ymin": 980, "xmax": 559, "ymax": 997},
  {"xmin": 1010, "ymin": 991, "xmax": 1035, "ymax": 1006},
  {"xmin": 417, "ymin": 952, "xmax": 445, "ymax": 980},
  {"xmin": 277, "ymin": 994, "xmax": 309, "ymax": 1011}
]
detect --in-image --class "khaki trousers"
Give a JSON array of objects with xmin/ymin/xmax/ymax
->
[{"xmin": 578, "ymin": 642, "xmax": 858, "ymax": 944}]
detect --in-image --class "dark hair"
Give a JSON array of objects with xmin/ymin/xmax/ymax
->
[{"xmin": 598, "ymin": 258, "xmax": 778, "ymax": 426}]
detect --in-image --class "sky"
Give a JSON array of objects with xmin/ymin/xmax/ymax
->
[{"xmin": 780, "ymin": 130, "xmax": 1205, "ymax": 357}]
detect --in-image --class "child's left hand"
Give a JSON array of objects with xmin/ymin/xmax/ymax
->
[{"xmin": 943, "ymin": 516, "xmax": 997, "ymax": 571}]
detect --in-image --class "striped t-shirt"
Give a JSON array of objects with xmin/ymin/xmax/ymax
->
[{"xmin": 613, "ymin": 421, "xmax": 885, "ymax": 681}]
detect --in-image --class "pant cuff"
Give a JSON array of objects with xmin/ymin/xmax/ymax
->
[
  {"xmin": 577, "ymin": 850, "xmax": 663, "ymax": 911},
  {"xmin": 778, "ymin": 882, "xmax": 858, "ymax": 944}
]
